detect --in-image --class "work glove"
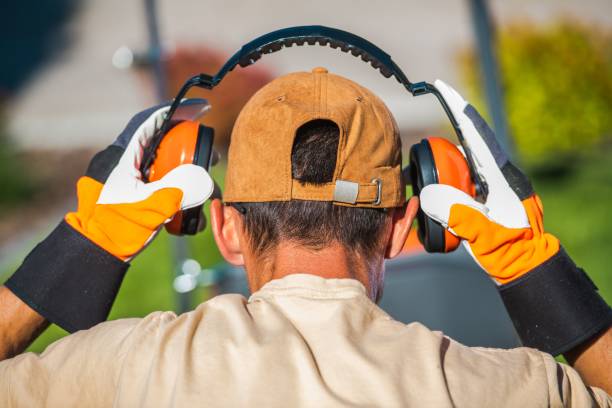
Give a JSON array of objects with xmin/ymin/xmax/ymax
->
[
  {"xmin": 65, "ymin": 102, "xmax": 212, "ymax": 260},
  {"xmin": 419, "ymin": 80, "xmax": 611, "ymax": 355},
  {"xmin": 6, "ymin": 101, "xmax": 213, "ymax": 332}
]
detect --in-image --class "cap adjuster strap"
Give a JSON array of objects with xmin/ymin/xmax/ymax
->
[
  {"xmin": 291, "ymin": 179, "xmax": 382, "ymax": 205},
  {"xmin": 371, "ymin": 178, "xmax": 382, "ymax": 205},
  {"xmin": 332, "ymin": 179, "xmax": 381, "ymax": 205},
  {"xmin": 333, "ymin": 180, "xmax": 359, "ymax": 204}
]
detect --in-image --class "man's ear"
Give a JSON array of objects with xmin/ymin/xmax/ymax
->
[
  {"xmin": 385, "ymin": 196, "xmax": 419, "ymax": 259},
  {"xmin": 210, "ymin": 199, "xmax": 245, "ymax": 266}
]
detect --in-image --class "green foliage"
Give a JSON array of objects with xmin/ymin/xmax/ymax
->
[
  {"xmin": 460, "ymin": 20, "xmax": 612, "ymax": 167},
  {"xmin": 0, "ymin": 117, "xmax": 36, "ymax": 210}
]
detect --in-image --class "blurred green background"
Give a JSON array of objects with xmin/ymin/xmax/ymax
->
[{"xmin": 460, "ymin": 20, "xmax": 612, "ymax": 169}]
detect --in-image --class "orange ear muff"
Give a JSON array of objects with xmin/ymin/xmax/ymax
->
[
  {"xmin": 409, "ymin": 137, "xmax": 476, "ymax": 253},
  {"xmin": 149, "ymin": 120, "xmax": 203, "ymax": 236},
  {"xmin": 149, "ymin": 120, "xmax": 200, "ymax": 181},
  {"xmin": 427, "ymin": 137, "xmax": 476, "ymax": 252}
]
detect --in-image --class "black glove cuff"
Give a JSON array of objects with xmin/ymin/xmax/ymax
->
[
  {"xmin": 5, "ymin": 221, "xmax": 129, "ymax": 333},
  {"xmin": 499, "ymin": 247, "xmax": 612, "ymax": 356}
]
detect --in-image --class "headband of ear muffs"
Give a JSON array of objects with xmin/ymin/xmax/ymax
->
[{"xmin": 144, "ymin": 25, "xmax": 486, "ymax": 251}]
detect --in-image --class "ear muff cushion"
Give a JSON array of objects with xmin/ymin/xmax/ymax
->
[
  {"xmin": 427, "ymin": 137, "xmax": 476, "ymax": 252},
  {"xmin": 409, "ymin": 139, "xmax": 446, "ymax": 253},
  {"xmin": 194, "ymin": 125, "xmax": 215, "ymax": 169},
  {"xmin": 178, "ymin": 125, "xmax": 215, "ymax": 235}
]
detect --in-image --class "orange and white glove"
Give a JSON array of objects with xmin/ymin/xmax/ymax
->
[
  {"xmin": 420, "ymin": 80, "xmax": 611, "ymax": 355},
  {"xmin": 420, "ymin": 81, "xmax": 558, "ymax": 285},
  {"xmin": 65, "ymin": 102, "xmax": 213, "ymax": 260},
  {"xmin": 6, "ymin": 101, "xmax": 213, "ymax": 332}
]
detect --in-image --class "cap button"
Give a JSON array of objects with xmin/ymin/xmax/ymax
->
[{"xmin": 312, "ymin": 67, "xmax": 328, "ymax": 74}]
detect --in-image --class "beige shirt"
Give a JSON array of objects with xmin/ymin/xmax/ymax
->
[{"xmin": 1, "ymin": 274, "xmax": 610, "ymax": 407}]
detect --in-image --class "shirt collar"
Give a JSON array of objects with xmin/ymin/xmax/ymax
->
[{"xmin": 249, "ymin": 273, "xmax": 368, "ymax": 302}]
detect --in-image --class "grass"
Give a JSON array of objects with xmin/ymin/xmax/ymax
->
[{"xmin": 4, "ymin": 149, "xmax": 611, "ymax": 353}]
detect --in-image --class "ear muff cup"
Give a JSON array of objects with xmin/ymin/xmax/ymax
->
[
  {"xmin": 409, "ymin": 137, "xmax": 476, "ymax": 253},
  {"xmin": 149, "ymin": 120, "xmax": 214, "ymax": 235}
]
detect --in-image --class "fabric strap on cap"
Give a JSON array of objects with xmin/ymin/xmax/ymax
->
[
  {"xmin": 5, "ymin": 221, "xmax": 129, "ymax": 333},
  {"xmin": 292, "ymin": 179, "xmax": 380, "ymax": 204},
  {"xmin": 499, "ymin": 247, "xmax": 612, "ymax": 356}
]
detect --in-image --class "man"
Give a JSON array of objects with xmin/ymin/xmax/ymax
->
[{"xmin": 0, "ymin": 68, "xmax": 610, "ymax": 407}]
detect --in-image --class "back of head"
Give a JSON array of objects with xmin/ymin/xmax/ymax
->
[
  {"xmin": 225, "ymin": 67, "xmax": 404, "ymax": 264},
  {"xmin": 238, "ymin": 119, "xmax": 391, "ymax": 261}
]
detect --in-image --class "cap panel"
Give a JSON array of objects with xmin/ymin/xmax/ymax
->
[
  {"xmin": 224, "ymin": 77, "xmax": 298, "ymax": 202},
  {"xmin": 224, "ymin": 68, "xmax": 405, "ymax": 207},
  {"xmin": 225, "ymin": 71, "xmax": 335, "ymax": 202},
  {"xmin": 325, "ymin": 73, "xmax": 404, "ymax": 207}
]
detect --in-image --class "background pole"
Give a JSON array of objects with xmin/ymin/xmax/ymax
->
[
  {"xmin": 144, "ymin": 0, "xmax": 192, "ymax": 313},
  {"xmin": 468, "ymin": 0, "xmax": 514, "ymax": 157}
]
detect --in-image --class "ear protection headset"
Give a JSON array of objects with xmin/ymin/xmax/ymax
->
[
  {"xmin": 141, "ymin": 25, "xmax": 489, "ymax": 252},
  {"xmin": 147, "ymin": 120, "xmax": 215, "ymax": 235}
]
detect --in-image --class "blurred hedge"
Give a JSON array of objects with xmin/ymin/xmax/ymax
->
[
  {"xmin": 460, "ymin": 20, "xmax": 612, "ymax": 168},
  {"xmin": 0, "ymin": 115, "xmax": 35, "ymax": 210}
]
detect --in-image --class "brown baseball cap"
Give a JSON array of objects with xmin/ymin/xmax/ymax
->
[{"xmin": 224, "ymin": 67, "xmax": 405, "ymax": 208}]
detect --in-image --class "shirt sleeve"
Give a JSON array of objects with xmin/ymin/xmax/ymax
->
[
  {"xmin": 440, "ymin": 335, "xmax": 611, "ymax": 407},
  {"xmin": 539, "ymin": 352, "xmax": 612, "ymax": 407},
  {"xmin": 0, "ymin": 317, "xmax": 141, "ymax": 408}
]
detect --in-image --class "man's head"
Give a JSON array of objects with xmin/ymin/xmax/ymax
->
[{"xmin": 210, "ymin": 68, "xmax": 418, "ymax": 300}]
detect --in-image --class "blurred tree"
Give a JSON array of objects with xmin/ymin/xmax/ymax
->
[
  {"xmin": 0, "ymin": 0, "xmax": 80, "ymax": 96},
  {"xmin": 0, "ymin": 113, "xmax": 35, "ymax": 210},
  {"xmin": 135, "ymin": 46, "xmax": 274, "ymax": 150},
  {"xmin": 0, "ymin": 0, "xmax": 79, "ymax": 209},
  {"xmin": 460, "ymin": 20, "xmax": 612, "ymax": 169}
]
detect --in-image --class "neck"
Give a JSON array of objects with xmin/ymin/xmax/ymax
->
[{"xmin": 245, "ymin": 241, "xmax": 383, "ymax": 301}]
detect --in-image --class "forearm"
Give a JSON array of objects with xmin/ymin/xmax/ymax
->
[
  {"xmin": 564, "ymin": 326, "xmax": 612, "ymax": 394},
  {"xmin": 0, "ymin": 286, "xmax": 49, "ymax": 360},
  {"xmin": 498, "ymin": 249, "xmax": 611, "ymax": 393}
]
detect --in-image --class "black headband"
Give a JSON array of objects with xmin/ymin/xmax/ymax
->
[{"xmin": 140, "ymin": 25, "xmax": 487, "ymax": 198}]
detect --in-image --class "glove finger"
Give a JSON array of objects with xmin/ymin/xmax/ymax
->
[
  {"xmin": 419, "ymin": 184, "xmax": 488, "ymax": 232},
  {"xmin": 110, "ymin": 188, "xmax": 185, "ymax": 229},
  {"xmin": 65, "ymin": 177, "xmax": 105, "ymax": 230},
  {"xmin": 134, "ymin": 98, "xmax": 211, "ymax": 151},
  {"xmin": 419, "ymin": 184, "xmax": 528, "ymax": 249},
  {"xmin": 420, "ymin": 184, "xmax": 519, "ymax": 256},
  {"xmin": 143, "ymin": 164, "xmax": 214, "ymax": 210},
  {"xmin": 434, "ymin": 80, "xmax": 508, "ymax": 177},
  {"xmin": 88, "ymin": 188, "xmax": 184, "ymax": 260},
  {"xmin": 112, "ymin": 102, "xmax": 172, "ymax": 149},
  {"xmin": 97, "ymin": 163, "xmax": 213, "ymax": 208},
  {"xmin": 86, "ymin": 102, "xmax": 173, "ymax": 184},
  {"xmin": 117, "ymin": 99, "xmax": 211, "ymax": 177},
  {"xmin": 76, "ymin": 177, "xmax": 104, "ymax": 215}
]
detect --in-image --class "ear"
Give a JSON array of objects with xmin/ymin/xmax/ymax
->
[
  {"xmin": 210, "ymin": 199, "xmax": 245, "ymax": 266},
  {"xmin": 385, "ymin": 196, "xmax": 419, "ymax": 259}
]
